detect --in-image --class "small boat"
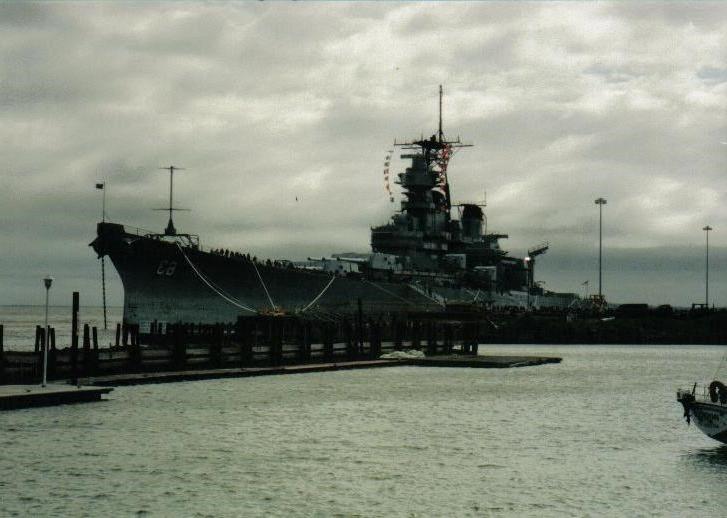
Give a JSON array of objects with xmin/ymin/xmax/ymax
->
[{"xmin": 677, "ymin": 381, "xmax": 727, "ymax": 443}]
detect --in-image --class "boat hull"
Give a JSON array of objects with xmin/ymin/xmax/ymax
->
[
  {"xmin": 678, "ymin": 390, "xmax": 727, "ymax": 443},
  {"xmin": 691, "ymin": 402, "xmax": 727, "ymax": 443}
]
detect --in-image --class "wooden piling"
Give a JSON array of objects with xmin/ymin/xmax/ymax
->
[
  {"xmin": 299, "ymin": 321, "xmax": 311, "ymax": 361},
  {"xmin": 426, "ymin": 321, "xmax": 437, "ymax": 355},
  {"xmin": 148, "ymin": 320, "xmax": 155, "ymax": 346},
  {"xmin": 411, "ymin": 320, "xmax": 421, "ymax": 348},
  {"xmin": 356, "ymin": 298, "xmax": 364, "ymax": 352},
  {"xmin": 209, "ymin": 324, "xmax": 222, "ymax": 368},
  {"xmin": 237, "ymin": 319, "xmax": 252, "ymax": 367},
  {"xmin": 71, "ymin": 291, "xmax": 79, "ymax": 384},
  {"xmin": 322, "ymin": 322, "xmax": 334, "ymax": 361},
  {"xmin": 472, "ymin": 321, "xmax": 480, "ymax": 355},
  {"xmin": 82, "ymin": 323, "xmax": 91, "ymax": 375},
  {"xmin": 83, "ymin": 323, "xmax": 91, "ymax": 350},
  {"xmin": 90, "ymin": 326, "xmax": 99, "ymax": 374},
  {"xmin": 295, "ymin": 321, "xmax": 304, "ymax": 361},
  {"xmin": 38, "ymin": 326, "xmax": 46, "ymax": 355},
  {"xmin": 34, "ymin": 325, "xmax": 42, "ymax": 353},
  {"xmin": 115, "ymin": 323, "xmax": 121, "ymax": 347},
  {"xmin": 47, "ymin": 327, "xmax": 57, "ymax": 378},
  {"xmin": 0, "ymin": 324, "xmax": 4, "ymax": 383},
  {"xmin": 368, "ymin": 319, "xmax": 381, "ymax": 359},
  {"xmin": 269, "ymin": 318, "xmax": 282, "ymax": 365},
  {"xmin": 344, "ymin": 319, "xmax": 355, "ymax": 359},
  {"xmin": 393, "ymin": 316, "xmax": 403, "ymax": 350},
  {"xmin": 443, "ymin": 323, "xmax": 453, "ymax": 354},
  {"xmin": 122, "ymin": 321, "xmax": 129, "ymax": 347},
  {"xmin": 127, "ymin": 325, "xmax": 141, "ymax": 370},
  {"xmin": 172, "ymin": 324, "xmax": 187, "ymax": 369}
]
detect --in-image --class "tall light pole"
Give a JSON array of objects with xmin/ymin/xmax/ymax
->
[
  {"xmin": 42, "ymin": 276, "xmax": 53, "ymax": 387},
  {"xmin": 703, "ymin": 225, "xmax": 712, "ymax": 308},
  {"xmin": 595, "ymin": 198, "xmax": 607, "ymax": 298}
]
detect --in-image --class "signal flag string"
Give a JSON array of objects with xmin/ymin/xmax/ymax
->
[{"xmin": 383, "ymin": 149, "xmax": 394, "ymax": 203}]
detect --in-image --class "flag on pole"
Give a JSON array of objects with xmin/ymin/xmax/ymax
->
[
  {"xmin": 95, "ymin": 183, "xmax": 104, "ymax": 189},
  {"xmin": 582, "ymin": 280, "xmax": 589, "ymax": 286}
]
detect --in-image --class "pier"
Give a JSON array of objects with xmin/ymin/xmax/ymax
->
[
  {"xmin": 0, "ymin": 293, "xmax": 565, "ymax": 389},
  {"xmin": 0, "ymin": 314, "xmax": 556, "ymax": 385},
  {"xmin": 76, "ymin": 355, "xmax": 560, "ymax": 387},
  {"xmin": 3, "ymin": 290, "xmax": 727, "ymax": 390}
]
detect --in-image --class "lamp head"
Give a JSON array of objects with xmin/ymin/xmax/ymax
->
[
  {"xmin": 595, "ymin": 197, "xmax": 607, "ymax": 205},
  {"xmin": 703, "ymin": 225, "xmax": 713, "ymax": 232},
  {"xmin": 43, "ymin": 276, "xmax": 54, "ymax": 290}
]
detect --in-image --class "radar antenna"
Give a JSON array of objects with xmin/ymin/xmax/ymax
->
[
  {"xmin": 153, "ymin": 165, "xmax": 189, "ymax": 236},
  {"xmin": 393, "ymin": 85, "xmax": 472, "ymax": 212}
]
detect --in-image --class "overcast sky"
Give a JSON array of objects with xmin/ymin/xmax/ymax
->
[{"xmin": 1, "ymin": 2, "xmax": 726, "ymax": 307}]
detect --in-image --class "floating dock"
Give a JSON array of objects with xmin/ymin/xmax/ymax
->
[
  {"xmin": 78, "ymin": 354, "xmax": 561, "ymax": 387},
  {"xmin": 0, "ymin": 384, "xmax": 113, "ymax": 411},
  {"xmin": 405, "ymin": 354, "xmax": 562, "ymax": 368},
  {"xmin": 1, "ymin": 296, "xmax": 563, "ymax": 390}
]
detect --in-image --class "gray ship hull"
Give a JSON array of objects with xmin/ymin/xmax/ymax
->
[{"xmin": 92, "ymin": 222, "xmax": 577, "ymax": 329}]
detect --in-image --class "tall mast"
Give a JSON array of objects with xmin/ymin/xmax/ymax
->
[
  {"xmin": 438, "ymin": 84, "xmax": 443, "ymax": 143},
  {"xmin": 393, "ymin": 86, "xmax": 471, "ymax": 215},
  {"xmin": 156, "ymin": 165, "xmax": 186, "ymax": 236}
]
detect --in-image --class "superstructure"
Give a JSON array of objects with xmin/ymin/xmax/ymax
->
[{"xmin": 91, "ymin": 87, "xmax": 577, "ymax": 328}]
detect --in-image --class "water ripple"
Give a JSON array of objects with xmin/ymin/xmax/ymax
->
[{"xmin": 2, "ymin": 345, "xmax": 727, "ymax": 516}]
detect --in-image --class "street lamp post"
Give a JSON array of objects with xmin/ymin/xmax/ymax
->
[
  {"xmin": 595, "ymin": 198, "xmax": 607, "ymax": 298},
  {"xmin": 42, "ymin": 276, "xmax": 53, "ymax": 387},
  {"xmin": 703, "ymin": 225, "xmax": 712, "ymax": 308}
]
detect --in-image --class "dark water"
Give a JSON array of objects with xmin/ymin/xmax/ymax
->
[{"xmin": 2, "ymin": 344, "xmax": 726, "ymax": 516}]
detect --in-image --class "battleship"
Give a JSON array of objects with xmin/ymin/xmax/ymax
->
[{"xmin": 91, "ymin": 87, "xmax": 578, "ymax": 328}]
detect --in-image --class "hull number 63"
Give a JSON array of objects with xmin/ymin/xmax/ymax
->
[{"xmin": 156, "ymin": 260, "xmax": 177, "ymax": 276}]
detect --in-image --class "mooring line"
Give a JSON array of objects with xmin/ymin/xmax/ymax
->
[
  {"xmin": 182, "ymin": 247, "xmax": 252, "ymax": 308},
  {"xmin": 176, "ymin": 244, "xmax": 256, "ymax": 313},
  {"xmin": 363, "ymin": 279, "xmax": 417, "ymax": 306},
  {"xmin": 407, "ymin": 282, "xmax": 446, "ymax": 307},
  {"xmin": 300, "ymin": 275, "xmax": 336, "ymax": 313},
  {"xmin": 251, "ymin": 259, "xmax": 277, "ymax": 311}
]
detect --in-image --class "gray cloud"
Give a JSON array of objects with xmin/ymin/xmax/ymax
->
[{"xmin": 1, "ymin": 2, "xmax": 726, "ymax": 307}]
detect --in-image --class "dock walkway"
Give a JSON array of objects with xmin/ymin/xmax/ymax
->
[
  {"xmin": 78, "ymin": 354, "xmax": 561, "ymax": 387},
  {"xmin": 407, "ymin": 354, "xmax": 562, "ymax": 368},
  {"xmin": 0, "ymin": 384, "xmax": 113, "ymax": 410}
]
